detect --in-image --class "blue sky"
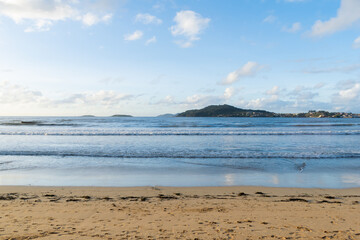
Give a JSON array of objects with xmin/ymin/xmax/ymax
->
[{"xmin": 0, "ymin": 0, "xmax": 359, "ymax": 116}]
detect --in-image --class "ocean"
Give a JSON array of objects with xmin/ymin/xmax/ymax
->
[{"xmin": 0, "ymin": 116, "xmax": 359, "ymax": 188}]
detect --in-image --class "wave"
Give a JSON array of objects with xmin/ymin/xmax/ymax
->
[
  {"xmin": 0, "ymin": 121, "xmax": 78, "ymax": 127},
  {"xmin": 2, "ymin": 121, "xmax": 42, "ymax": 126},
  {"xmin": 0, "ymin": 151, "xmax": 359, "ymax": 159},
  {"xmin": 0, "ymin": 161, "xmax": 13, "ymax": 165},
  {"xmin": 0, "ymin": 130, "xmax": 359, "ymax": 136},
  {"xmin": 1, "ymin": 118, "xmax": 359, "ymax": 129},
  {"xmin": 158, "ymin": 123, "xmax": 360, "ymax": 128},
  {"xmin": 292, "ymin": 124, "xmax": 359, "ymax": 127}
]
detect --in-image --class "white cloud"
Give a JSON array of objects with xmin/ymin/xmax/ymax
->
[
  {"xmin": 240, "ymin": 86, "xmax": 282, "ymax": 110},
  {"xmin": 82, "ymin": 13, "xmax": 98, "ymax": 26},
  {"xmin": 0, "ymin": 0, "xmax": 113, "ymax": 32},
  {"xmin": 81, "ymin": 12, "xmax": 112, "ymax": 26},
  {"xmin": 310, "ymin": 0, "xmax": 360, "ymax": 37},
  {"xmin": 239, "ymin": 94, "xmax": 329, "ymax": 113},
  {"xmin": 332, "ymin": 82, "xmax": 360, "ymax": 111},
  {"xmin": 289, "ymin": 86, "xmax": 319, "ymax": 101},
  {"xmin": 222, "ymin": 62, "xmax": 264, "ymax": 85},
  {"xmin": 186, "ymin": 94, "xmax": 203, "ymax": 104},
  {"xmin": 282, "ymin": 22, "xmax": 301, "ymax": 33},
  {"xmin": 0, "ymin": 0, "xmax": 76, "ymax": 23},
  {"xmin": 174, "ymin": 40, "xmax": 193, "ymax": 48},
  {"xmin": 266, "ymin": 86, "xmax": 280, "ymax": 95},
  {"xmin": 164, "ymin": 95, "xmax": 175, "ymax": 103},
  {"xmin": 25, "ymin": 19, "xmax": 53, "ymax": 32},
  {"xmin": 353, "ymin": 36, "xmax": 360, "ymax": 49},
  {"xmin": 146, "ymin": 36, "xmax": 157, "ymax": 45},
  {"xmin": 240, "ymin": 95, "xmax": 279, "ymax": 110},
  {"xmin": 170, "ymin": 87, "xmax": 241, "ymax": 109},
  {"xmin": 170, "ymin": 10, "xmax": 210, "ymax": 48},
  {"xmin": 224, "ymin": 87, "xmax": 235, "ymax": 99},
  {"xmin": 160, "ymin": 83, "xmax": 349, "ymax": 114},
  {"xmin": 235, "ymin": 84, "xmax": 334, "ymax": 113},
  {"xmin": 0, "ymin": 80, "xmax": 47, "ymax": 104},
  {"xmin": 157, "ymin": 95, "xmax": 176, "ymax": 105},
  {"xmin": 102, "ymin": 13, "xmax": 112, "ymax": 22},
  {"xmin": 263, "ymin": 15, "xmax": 277, "ymax": 23},
  {"xmin": 135, "ymin": 13, "xmax": 162, "ymax": 24},
  {"xmin": 184, "ymin": 94, "xmax": 222, "ymax": 107},
  {"xmin": 124, "ymin": 30, "xmax": 143, "ymax": 41},
  {"xmin": 59, "ymin": 91, "xmax": 133, "ymax": 106},
  {"xmin": 338, "ymin": 83, "xmax": 360, "ymax": 101},
  {"xmin": 0, "ymin": 80, "xmax": 132, "ymax": 110}
]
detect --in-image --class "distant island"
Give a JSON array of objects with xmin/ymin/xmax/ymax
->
[
  {"xmin": 177, "ymin": 104, "xmax": 360, "ymax": 118},
  {"xmin": 111, "ymin": 114, "xmax": 133, "ymax": 117}
]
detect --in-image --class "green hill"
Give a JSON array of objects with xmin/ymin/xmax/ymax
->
[{"xmin": 177, "ymin": 104, "xmax": 276, "ymax": 117}]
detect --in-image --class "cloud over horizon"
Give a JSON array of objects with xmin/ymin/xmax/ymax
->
[{"xmin": 0, "ymin": 80, "xmax": 133, "ymax": 113}]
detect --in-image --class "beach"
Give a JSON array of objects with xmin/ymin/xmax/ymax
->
[{"xmin": 0, "ymin": 186, "xmax": 359, "ymax": 239}]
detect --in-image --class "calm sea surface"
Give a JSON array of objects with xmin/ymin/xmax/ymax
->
[{"xmin": 0, "ymin": 116, "xmax": 359, "ymax": 188}]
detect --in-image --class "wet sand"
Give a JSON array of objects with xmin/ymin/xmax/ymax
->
[{"xmin": 0, "ymin": 186, "xmax": 359, "ymax": 239}]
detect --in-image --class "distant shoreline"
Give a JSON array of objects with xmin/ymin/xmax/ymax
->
[
  {"xmin": 177, "ymin": 104, "xmax": 360, "ymax": 118},
  {"xmin": 78, "ymin": 104, "xmax": 360, "ymax": 118}
]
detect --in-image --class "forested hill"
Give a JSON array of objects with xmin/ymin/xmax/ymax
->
[
  {"xmin": 176, "ymin": 104, "xmax": 360, "ymax": 118},
  {"xmin": 176, "ymin": 104, "xmax": 276, "ymax": 117}
]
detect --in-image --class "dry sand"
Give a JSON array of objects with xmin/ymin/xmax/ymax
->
[{"xmin": 0, "ymin": 186, "xmax": 359, "ymax": 239}]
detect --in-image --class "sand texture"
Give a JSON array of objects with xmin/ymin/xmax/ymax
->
[{"xmin": 0, "ymin": 186, "xmax": 359, "ymax": 239}]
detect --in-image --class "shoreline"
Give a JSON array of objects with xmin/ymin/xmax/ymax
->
[
  {"xmin": 1, "ymin": 184, "xmax": 360, "ymax": 192},
  {"xmin": 1, "ymin": 185, "xmax": 359, "ymax": 239},
  {"xmin": 1, "ymin": 185, "xmax": 360, "ymax": 198}
]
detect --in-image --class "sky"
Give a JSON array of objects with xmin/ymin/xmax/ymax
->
[{"xmin": 0, "ymin": 0, "xmax": 360, "ymax": 116}]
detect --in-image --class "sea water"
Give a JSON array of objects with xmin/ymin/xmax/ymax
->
[{"xmin": 0, "ymin": 116, "xmax": 359, "ymax": 188}]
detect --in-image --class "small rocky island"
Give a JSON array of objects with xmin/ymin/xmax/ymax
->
[{"xmin": 177, "ymin": 104, "xmax": 359, "ymax": 118}]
